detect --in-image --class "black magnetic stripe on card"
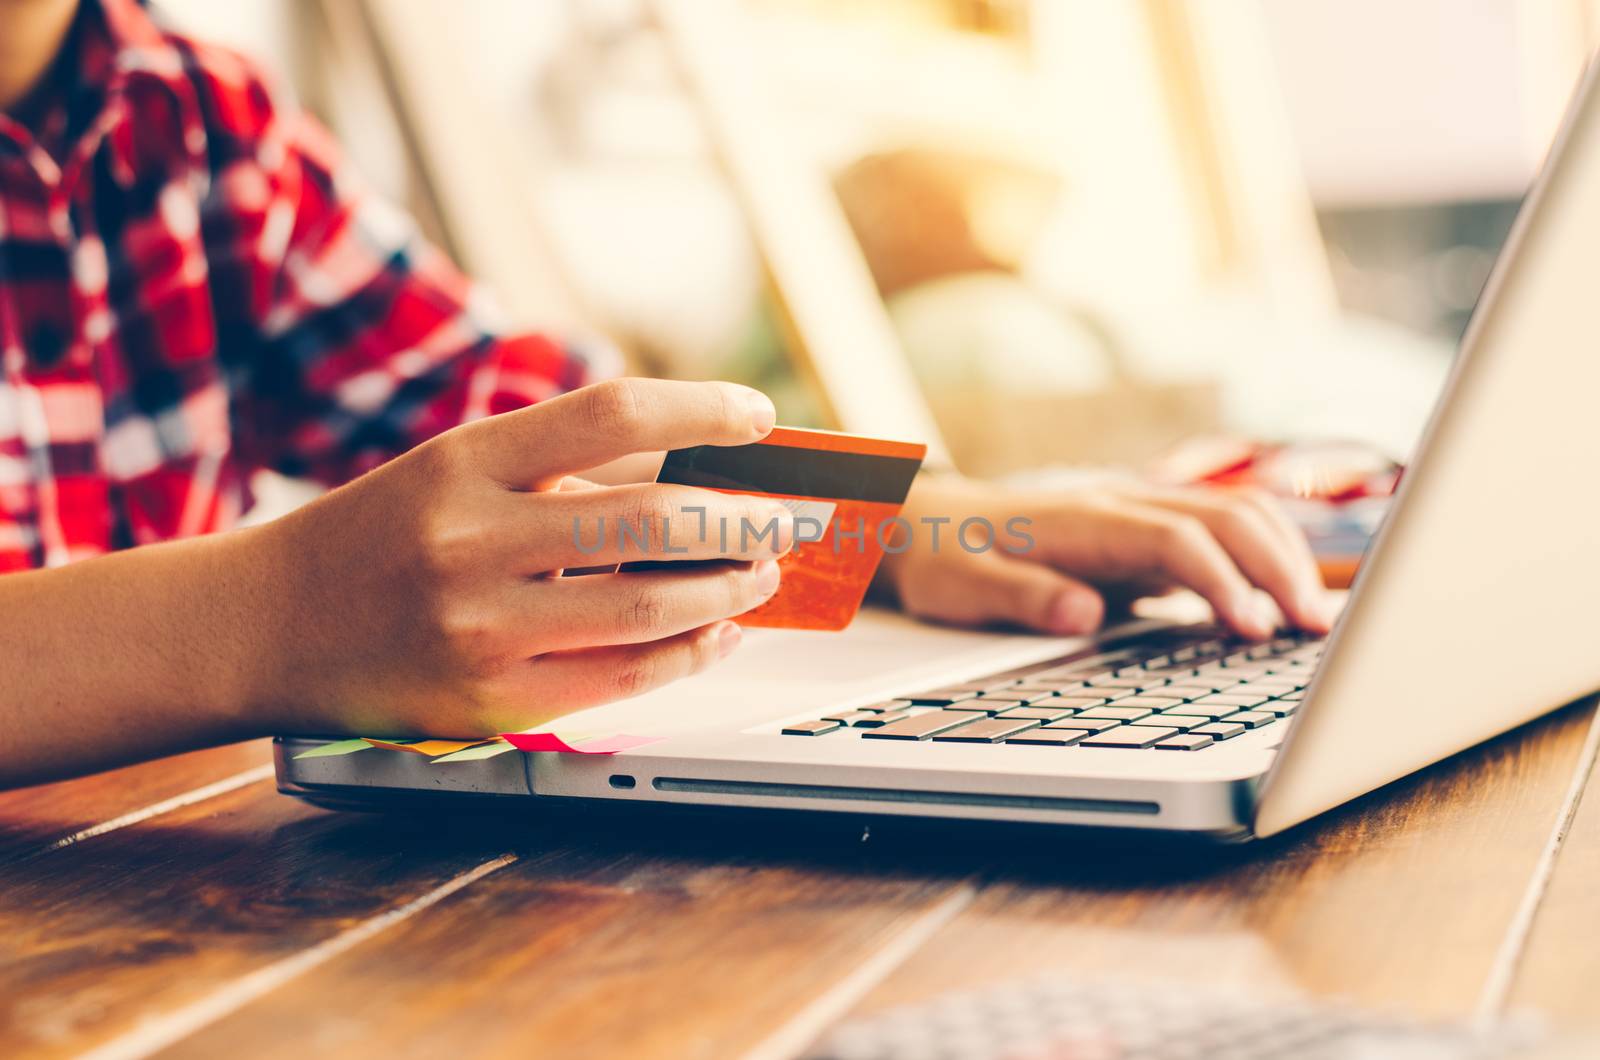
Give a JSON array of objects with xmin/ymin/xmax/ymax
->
[{"xmin": 659, "ymin": 443, "xmax": 923, "ymax": 504}]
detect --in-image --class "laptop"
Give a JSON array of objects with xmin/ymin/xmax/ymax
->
[{"xmin": 276, "ymin": 57, "xmax": 1600, "ymax": 842}]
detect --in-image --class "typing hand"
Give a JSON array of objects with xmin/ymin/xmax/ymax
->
[
  {"xmin": 878, "ymin": 475, "xmax": 1335, "ymax": 641},
  {"xmin": 262, "ymin": 379, "xmax": 793, "ymax": 737}
]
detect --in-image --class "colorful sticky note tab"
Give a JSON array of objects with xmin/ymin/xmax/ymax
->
[
  {"xmin": 361, "ymin": 737, "xmax": 497, "ymax": 757},
  {"xmin": 500, "ymin": 731, "xmax": 663, "ymax": 755},
  {"xmin": 431, "ymin": 739, "xmax": 519, "ymax": 764},
  {"xmin": 293, "ymin": 738, "xmax": 374, "ymax": 760}
]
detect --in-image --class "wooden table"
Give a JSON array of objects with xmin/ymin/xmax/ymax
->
[{"xmin": 4, "ymin": 700, "xmax": 1597, "ymax": 1059}]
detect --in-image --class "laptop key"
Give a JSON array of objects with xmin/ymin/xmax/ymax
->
[
  {"xmin": 1190, "ymin": 721, "xmax": 1247, "ymax": 740},
  {"xmin": 861, "ymin": 710, "xmax": 983, "ymax": 741},
  {"xmin": 1193, "ymin": 693, "xmax": 1272, "ymax": 709},
  {"xmin": 1080, "ymin": 727, "xmax": 1181, "ymax": 748},
  {"xmin": 1279, "ymin": 689, "xmax": 1306, "ymax": 701},
  {"xmin": 1179, "ymin": 676, "xmax": 1246, "ymax": 692},
  {"xmin": 1227, "ymin": 711, "xmax": 1278, "ymax": 729},
  {"xmin": 1243, "ymin": 685, "xmax": 1304, "ymax": 700},
  {"xmin": 995, "ymin": 706, "xmax": 1074, "ymax": 721},
  {"xmin": 1029, "ymin": 661, "xmax": 1114, "ymax": 682},
  {"xmin": 852, "ymin": 710, "xmax": 911, "ymax": 728},
  {"xmin": 986, "ymin": 691, "xmax": 1058, "ymax": 706},
  {"xmin": 903, "ymin": 689, "xmax": 981, "ymax": 706},
  {"xmin": 1132, "ymin": 716, "xmax": 1196, "ymax": 732},
  {"xmin": 1155, "ymin": 733, "xmax": 1215, "ymax": 750},
  {"xmin": 1086, "ymin": 675, "xmax": 1151, "ymax": 689},
  {"xmin": 971, "ymin": 694, "xmax": 1034, "ymax": 707},
  {"xmin": 1076, "ymin": 706, "xmax": 1156, "ymax": 722},
  {"xmin": 933, "ymin": 717, "xmax": 1042, "ymax": 743},
  {"xmin": 1241, "ymin": 676, "xmax": 1305, "ymax": 690},
  {"xmin": 944, "ymin": 704, "xmax": 1008, "ymax": 716},
  {"xmin": 963, "ymin": 698, "xmax": 1045, "ymax": 714},
  {"xmin": 1161, "ymin": 685, "xmax": 1220, "ymax": 701},
  {"xmin": 1030, "ymin": 679, "xmax": 1091, "ymax": 693},
  {"xmin": 1054, "ymin": 695, "xmax": 1113, "ymax": 710},
  {"xmin": 1005, "ymin": 730, "xmax": 1091, "ymax": 746},
  {"xmin": 1158, "ymin": 705, "xmax": 1234, "ymax": 721},
  {"xmin": 1109, "ymin": 695, "xmax": 1185, "ymax": 711},
  {"xmin": 1042, "ymin": 718, "xmax": 1122, "ymax": 734},
  {"xmin": 782, "ymin": 719, "xmax": 843, "ymax": 735},
  {"xmin": 1003, "ymin": 685, "xmax": 1061, "ymax": 698},
  {"xmin": 823, "ymin": 710, "xmax": 885, "ymax": 726}
]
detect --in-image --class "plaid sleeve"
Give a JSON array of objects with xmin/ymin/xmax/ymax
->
[{"xmin": 193, "ymin": 48, "xmax": 616, "ymax": 486}]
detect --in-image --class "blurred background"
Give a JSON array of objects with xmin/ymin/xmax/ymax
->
[{"xmin": 162, "ymin": 0, "xmax": 1598, "ymax": 498}]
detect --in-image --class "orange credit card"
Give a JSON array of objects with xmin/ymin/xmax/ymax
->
[{"xmin": 654, "ymin": 426, "xmax": 926, "ymax": 630}]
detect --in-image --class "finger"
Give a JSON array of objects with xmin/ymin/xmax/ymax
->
[
  {"xmin": 521, "ymin": 559, "xmax": 781, "ymax": 651},
  {"xmin": 1105, "ymin": 503, "xmax": 1277, "ymax": 639},
  {"xmin": 909, "ymin": 554, "xmax": 1105, "ymax": 635},
  {"xmin": 1231, "ymin": 488, "xmax": 1336, "ymax": 628},
  {"xmin": 535, "ymin": 483, "xmax": 795, "ymax": 568},
  {"xmin": 541, "ymin": 478, "xmax": 607, "ymax": 576},
  {"xmin": 1133, "ymin": 488, "xmax": 1329, "ymax": 633},
  {"xmin": 517, "ymin": 619, "xmax": 743, "ymax": 712},
  {"xmin": 465, "ymin": 378, "xmax": 776, "ymax": 489}
]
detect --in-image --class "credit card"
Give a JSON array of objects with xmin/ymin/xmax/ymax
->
[{"xmin": 656, "ymin": 426, "xmax": 926, "ymax": 630}]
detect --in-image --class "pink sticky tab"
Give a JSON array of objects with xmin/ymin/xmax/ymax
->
[
  {"xmin": 500, "ymin": 731, "xmax": 662, "ymax": 755},
  {"xmin": 568, "ymin": 734, "xmax": 660, "ymax": 754}
]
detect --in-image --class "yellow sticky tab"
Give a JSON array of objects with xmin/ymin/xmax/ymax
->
[{"xmin": 362, "ymin": 737, "xmax": 494, "ymax": 757}]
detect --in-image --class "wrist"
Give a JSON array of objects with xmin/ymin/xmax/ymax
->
[{"xmin": 198, "ymin": 518, "xmax": 309, "ymax": 738}]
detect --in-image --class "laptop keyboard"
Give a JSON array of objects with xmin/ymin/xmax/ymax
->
[{"xmin": 779, "ymin": 627, "xmax": 1323, "ymax": 751}]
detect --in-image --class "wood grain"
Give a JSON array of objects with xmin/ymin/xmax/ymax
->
[
  {"xmin": 0, "ymin": 775, "xmax": 513, "ymax": 1059},
  {"xmin": 1505, "ymin": 708, "xmax": 1600, "ymax": 1030},
  {"xmin": 0, "ymin": 740, "xmax": 272, "ymax": 864},
  {"xmin": 159, "ymin": 808, "xmax": 970, "ymax": 1060},
  {"xmin": 839, "ymin": 702, "xmax": 1598, "ymax": 1025}
]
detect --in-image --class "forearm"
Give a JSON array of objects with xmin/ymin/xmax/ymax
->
[{"xmin": 0, "ymin": 525, "xmax": 291, "ymax": 789}]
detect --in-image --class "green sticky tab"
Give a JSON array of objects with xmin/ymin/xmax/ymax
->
[
  {"xmin": 293, "ymin": 738, "xmax": 374, "ymax": 760},
  {"xmin": 432, "ymin": 741, "xmax": 518, "ymax": 764}
]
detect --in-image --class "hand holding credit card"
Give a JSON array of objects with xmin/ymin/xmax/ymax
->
[{"xmin": 652, "ymin": 427, "xmax": 926, "ymax": 630}]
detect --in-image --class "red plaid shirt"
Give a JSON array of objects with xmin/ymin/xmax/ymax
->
[{"xmin": 0, "ymin": 0, "xmax": 611, "ymax": 572}]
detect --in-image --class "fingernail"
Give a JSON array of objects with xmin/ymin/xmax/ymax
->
[
  {"xmin": 1250, "ymin": 595, "xmax": 1280, "ymax": 637},
  {"xmin": 1050, "ymin": 592, "xmax": 1102, "ymax": 635},
  {"xmin": 716, "ymin": 620, "xmax": 743, "ymax": 657},
  {"xmin": 755, "ymin": 558, "xmax": 782, "ymax": 596},
  {"xmin": 1318, "ymin": 592, "xmax": 1342, "ymax": 629},
  {"xmin": 768, "ymin": 507, "xmax": 796, "ymax": 554},
  {"xmin": 1232, "ymin": 592, "xmax": 1269, "ymax": 639},
  {"xmin": 742, "ymin": 389, "xmax": 776, "ymax": 436},
  {"xmin": 1299, "ymin": 588, "xmax": 1332, "ymax": 631}
]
